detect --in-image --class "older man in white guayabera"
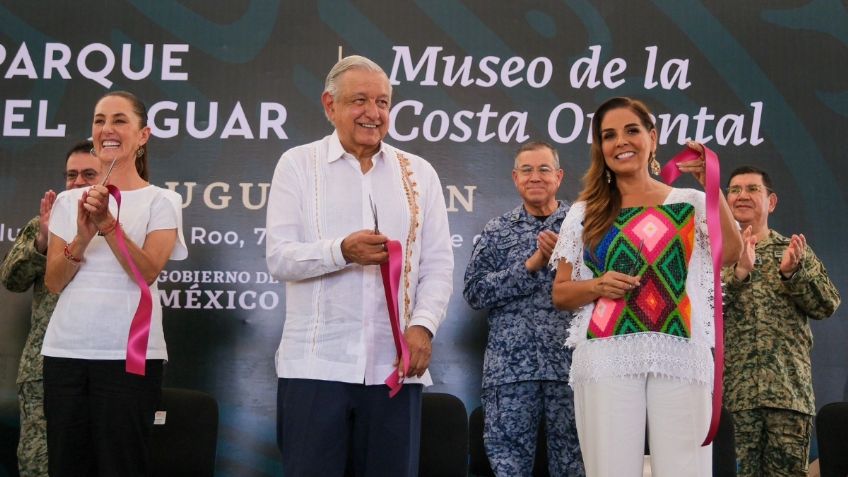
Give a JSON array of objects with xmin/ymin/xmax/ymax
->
[{"xmin": 265, "ymin": 55, "xmax": 453, "ymax": 477}]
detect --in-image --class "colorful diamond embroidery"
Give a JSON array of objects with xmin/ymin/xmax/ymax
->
[
  {"xmin": 588, "ymin": 297, "xmax": 625, "ymax": 338},
  {"xmin": 585, "ymin": 203, "xmax": 695, "ymax": 340},
  {"xmin": 614, "ymin": 308, "xmax": 649, "ymax": 335}
]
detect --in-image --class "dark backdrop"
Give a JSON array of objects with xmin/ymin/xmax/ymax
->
[{"xmin": 1, "ymin": 1, "xmax": 846, "ymax": 475}]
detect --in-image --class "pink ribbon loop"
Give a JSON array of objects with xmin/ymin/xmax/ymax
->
[
  {"xmin": 380, "ymin": 240, "xmax": 409, "ymax": 397},
  {"xmin": 106, "ymin": 185, "xmax": 153, "ymax": 376},
  {"xmin": 659, "ymin": 146, "xmax": 724, "ymax": 446}
]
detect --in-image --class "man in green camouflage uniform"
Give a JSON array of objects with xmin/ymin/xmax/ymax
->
[
  {"xmin": 0, "ymin": 141, "xmax": 98, "ymax": 476},
  {"xmin": 722, "ymin": 165, "xmax": 840, "ymax": 477}
]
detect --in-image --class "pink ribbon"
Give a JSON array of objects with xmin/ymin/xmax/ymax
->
[
  {"xmin": 380, "ymin": 240, "xmax": 409, "ymax": 397},
  {"xmin": 659, "ymin": 146, "xmax": 723, "ymax": 446},
  {"xmin": 106, "ymin": 185, "xmax": 153, "ymax": 376}
]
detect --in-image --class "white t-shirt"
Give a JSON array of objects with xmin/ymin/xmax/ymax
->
[{"xmin": 43, "ymin": 185, "xmax": 187, "ymax": 360}]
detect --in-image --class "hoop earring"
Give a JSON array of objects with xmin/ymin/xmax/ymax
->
[
  {"xmin": 605, "ymin": 170, "xmax": 612, "ymax": 184},
  {"xmin": 136, "ymin": 147, "xmax": 145, "ymax": 158},
  {"xmin": 650, "ymin": 152, "xmax": 661, "ymax": 176}
]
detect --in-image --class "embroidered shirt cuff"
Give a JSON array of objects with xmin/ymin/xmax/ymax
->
[
  {"xmin": 329, "ymin": 238, "xmax": 346, "ymax": 267},
  {"xmin": 409, "ymin": 316, "xmax": 438, "ymax": 339}
]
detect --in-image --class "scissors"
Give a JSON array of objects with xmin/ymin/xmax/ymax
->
[
  {"xmin": 99, "ymin": 149, "xmax": 119, "ymax": 186},
  {"xmin": 623, "ymin": 239, "xmax": 644, "ymax": 300},
  {"xmin": 87, "ymin": 146, "xmax": 119, "ymax": 186},
  {"xmin": 627, "ymin": 239, "xmax": 645, "ymax": 277},
  {"xmin": 369, "ymin": 195, "xmax": 379, "ymax": 234}
]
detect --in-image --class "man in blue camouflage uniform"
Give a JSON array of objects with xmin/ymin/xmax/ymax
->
[
  {"xmin": 464, "ymin": 141, "xmax": 584, "ymax": 476},
  {"xmin": 722, "ymin": 165, "xmax": 840, "ymax": 477},
  {"xmin": 0, "ymin": 140, "xmax": 98, "ymax": 476}
]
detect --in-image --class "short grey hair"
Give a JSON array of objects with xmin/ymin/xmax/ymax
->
[
  {"xmin": 514, "ymin": 141, "xmax": 560, "ymax": 169},
  {"xmin": 324, "ymin": 55, "xmax": 392, "ymax": 100}
]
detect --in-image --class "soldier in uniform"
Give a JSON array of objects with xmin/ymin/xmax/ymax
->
[
  {"xmin": 464, "ymin": 141, "xmax": 584, "ymax": 476},
  {"xmin": 722, "ymin": 165, "xmax": 840, "ymax": 477},
  {"xmin": 0, "ymin": 140, "xmax": 99, "ymax": 476}
]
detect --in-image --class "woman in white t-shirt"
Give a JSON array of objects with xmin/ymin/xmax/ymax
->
[{"xmin": 43, "ymin": 91, "xmax": 187, "ymax": 477}]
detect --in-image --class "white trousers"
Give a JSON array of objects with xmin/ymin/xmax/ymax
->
[{"xmin": 573, "ymin": 375, "xmax": 712, "ymax": 477}]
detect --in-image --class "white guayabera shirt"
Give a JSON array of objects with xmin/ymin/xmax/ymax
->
[{"xmin": 265, "ymin": 132, "xmax": 454, "ymax": 386}]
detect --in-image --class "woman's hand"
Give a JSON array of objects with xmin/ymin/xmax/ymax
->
[
  {"xmin": 676, "ymin": 140, "xmax": 707, "ymax": 188},
  {"xmin": 81, "ymin": 185, "xmax": 115, "ymax": 231},
  {"xmin": 593, "ymin": 270, "xmax": 641, "ymax": 300},
  {"xmin": 76, "ymin": 193, "xmax": 98, "ymax": 243}
]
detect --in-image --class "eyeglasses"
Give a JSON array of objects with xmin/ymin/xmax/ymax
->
[
  {"xmin": 515, "ymin": 165, "xmax": 557, "ymax": 177},
  {"xmin": 726, "ymin": 184, "xmax": 771, "ymax": 195},
  {"xmin": 64, "ymin": 169, "xmax": 99, "ymax": 182}
]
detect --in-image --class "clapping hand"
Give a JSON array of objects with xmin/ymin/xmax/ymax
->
[
  {"xmin": 779, "ymin": 234, "xmax": 806, "ymax": 278},
  {"xmin": 526, "ymin": 230, "xmax": 559, "ymax": 272},
  {"xmin": 36, "ymin": 190, "xmax": 56, "ymax": 254},
  {"xmin": 733, "ymin": 226, "xmax": 758, "ymax": 280}
]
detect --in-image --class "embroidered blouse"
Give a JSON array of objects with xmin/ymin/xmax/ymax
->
[{"xmin": 551, "ymin": 188, "xmax": 715, "ymax": 385}]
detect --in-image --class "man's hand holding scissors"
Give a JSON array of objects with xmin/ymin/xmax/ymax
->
[{"xmin": 340, "ymin": 196, "xmax": 388, "ymax": 265}]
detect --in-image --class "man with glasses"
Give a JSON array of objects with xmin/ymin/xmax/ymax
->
[
  {"xmin": 464, "ymin": 141, "xmax": 584, "ymax": 476},
  {"xmin": 722, "ymin": 165, "xmax": 840, "ymax": 476},
  {"xmin": 1, "ymin": 140, "xmax": 99, "ymax": 476}
]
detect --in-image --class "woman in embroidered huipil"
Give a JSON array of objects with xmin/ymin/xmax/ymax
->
[{"xmin": 551, "ymin": 97, "xmax": 741, "ymax": 477}]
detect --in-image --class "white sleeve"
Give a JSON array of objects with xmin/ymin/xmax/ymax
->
[
  {"xmin": 549, "ymin": 201, "xmax": 589, "ymax": 280},
  {"xmin": 684, "ymin": 188, "xmax": 710, "ymax": 238},
  {"xmin": 265, "ymin": 150, "xmax": 347, "ymax": 282},
  {"xmin": 148, "ymin": 189, "xmax": 188, "ymax": 261},
  {"xmin": 681, "ymin": 188, "xmax": 715, "ymax": 346},
  {"xmin": 407, "ymin": 162, "xmax": 454, "ymax": 336},
  {"xmin": 548, "ymin": 201, "xmax": 594, "ymax": 348}
]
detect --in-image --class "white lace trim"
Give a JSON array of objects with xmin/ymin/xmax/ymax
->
[
  {"xmin": 551, "ymin": 189, "xmax": 717, "ymax": 380},
  {"xmin": 569, "ymin": 333, "xmax": 714, "ymax": 385}
]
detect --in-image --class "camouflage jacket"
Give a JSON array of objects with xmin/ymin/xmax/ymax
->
[
  {"xmin": 463, "ymin": 201, "xmax": 574, "ymax": 389},
  {"xmin": 0, "ymin": 217, "xmax": 58, "ymax": 384},
  {"xmin": 722, "ymin": 229, "xmax": 840, "ymax": 415}
]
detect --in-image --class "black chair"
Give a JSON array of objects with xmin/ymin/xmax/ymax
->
[
  {"xmin": 816, "ymin": 402, "xmax": 848, "ymax": 477},
  {"xmin": 150, "ymin": 387, "xmax": 219, "ymax": 477},
  {"xmin": 419, "ymin": 392, "xmax": 469, "ymax": 477},
  {"xmin": 468, "ymin": 405, "xmax": 550, "ymax": 477},
  {"xmin": 0, "ymin": 412, "xmax": 20, "ymax": 477},
  {"xmin": 645, "ymin": 406, "xmax": 736, "ymax": 477}
]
